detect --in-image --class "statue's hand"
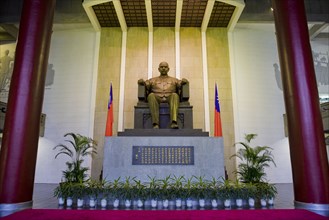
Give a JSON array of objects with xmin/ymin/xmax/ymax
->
[
  {"xmin": 138, "ymin": 79, "xmax": 145, "ymax": 85},
  {"xmin": 181, "ymin": 78, "xmax": 188, "ymax": 85}
]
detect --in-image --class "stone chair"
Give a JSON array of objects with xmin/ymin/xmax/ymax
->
[{"xmin": 134, "ymin": 82, "xmax": 193, "ymax": 129}]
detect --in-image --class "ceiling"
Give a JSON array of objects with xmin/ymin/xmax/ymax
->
[{"xmin": 0, "ymin": 0, "xmax": 328, "ymax": 45}]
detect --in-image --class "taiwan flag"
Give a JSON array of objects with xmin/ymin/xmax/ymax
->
[
  {"xmin": 105, "ymin": 83, "xmax": 113, "ymax": 136},
  {"xmin": 214, "ymin": 83, "xmax": 223, "ymax": 137}
]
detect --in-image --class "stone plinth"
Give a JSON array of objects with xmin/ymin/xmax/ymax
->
[{"xmin": 103, "ymin": 136, "xmax": 225, "ymax": 182}]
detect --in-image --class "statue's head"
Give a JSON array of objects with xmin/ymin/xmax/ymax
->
[{"xmin": 158, "ymin": 61, "xmax": 169, "ymax": 76}]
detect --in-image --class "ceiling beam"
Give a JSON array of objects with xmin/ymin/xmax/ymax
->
[
  {"xmin": 220, "ymin": 0, "xmax": 245, "ymax": 32},
  {"xmin": 309, "ymin": 23, "xmax": 329, "ymax": 40},
  {"xmin": 0, "ymin": 24, "xmax": 19, "ymax": 39},
  {"xmin": 0, "ymin": 32, "xmax": 16, "ymax": 45},
  {"xmin": 201, "ymin": 0, "xmax": 215, "ymax": 32},
  {"xmin": 145, "ymin": 0, "xmax": 153, "ymax": 32},
  {"xmin": 112, "ymin": 0, "xmax": 127, "ymax": 32},
  {"xmin": 175, "ymin": 0, "xmax": 183, "ymax": 32},
  {"xmin": 83, "ymin": 0, "xmax": 110, "ymax": 32}
]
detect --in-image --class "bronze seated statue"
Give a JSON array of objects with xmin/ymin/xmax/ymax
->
[{"xmin": 134, "ymin": 81, "xmax": 193, "ymax": 129}]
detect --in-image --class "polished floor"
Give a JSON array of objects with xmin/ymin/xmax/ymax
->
[{"xmin": 31, "ymin": 183, "xmax": 295, "ymax": 210}]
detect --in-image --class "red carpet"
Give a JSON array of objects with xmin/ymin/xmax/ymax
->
[{"xmin": 1, "ymin": 209, "xmax": 327, "ymax": 220}]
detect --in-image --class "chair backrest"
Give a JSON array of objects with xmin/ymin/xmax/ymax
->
[{"xmin": 138, "ymin": 82, "xmax": 190, "ymax": 103}]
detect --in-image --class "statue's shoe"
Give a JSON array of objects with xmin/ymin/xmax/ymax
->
[{"xmin": 170, "ymin": 122, "xmax": 178, "ymax": 129}]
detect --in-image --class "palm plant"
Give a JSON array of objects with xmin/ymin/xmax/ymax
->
[
  {"xmin": 230, "ymin": 133, "xmax": 276, "ymax": 183},
  {"xmin": 53, "ymin": 133, "xmax": 97, "ymax": 183}
]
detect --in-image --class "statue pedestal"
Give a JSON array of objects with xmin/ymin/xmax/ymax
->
[{"xmin": 103, "ymin": 133, "xmax": 225, "ymax": 182}]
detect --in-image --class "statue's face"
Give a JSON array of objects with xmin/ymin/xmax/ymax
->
[{"xmin": 158, "ymin": 62, "xmax": 169, "ymax": 76}]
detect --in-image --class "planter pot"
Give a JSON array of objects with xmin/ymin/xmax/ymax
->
[
  {"xmin": 175, "ymin": 199, "xmax": 182, "ymax": 208},
  {"xmin": 113, "ymin": 199, "xmax": 120, "ymax": 208},
  {"xmin": 101, "ymin": 198, "xmax": 107, "ymax": 208},
  {"xmin": 268, "ymin": 198, "xmax": 274, "ymax": 206},
  {"xmin": 77, "ymin": 198, "xmax": 84, "ymax": 208},
  {"xmin": 151, "ymin": 199, "xmax": 157, "ymax": 208},
  {"xmin": 162, "ymin": 199, "xmax": 169, "ymax": 208},
  {"xmin": 199, "ymin": 199, "xmax": 206, "ymax": 208},
  {"xmin": 248, "ymin": 198, "xmax": 255, "ymax": 207},
  {"xmin": 236, "ymin": 199, "xmax": 243, "ymax": 208},
  {"xmin": 89, "ymin": 198, "xmax": 96, "ymax": 207},
  {"xmin": 58, "ymin": 197, "xmax": 65, "ymax": 206},
  {"xmin": 260, "ymin": 198, "xmax": 267, "ymax": 207},
  {"xmin": 66, "ymin": 197, "xmax": 73, "ymax": 207},
  {"xmin": 186, "ymin": 198, "xmax": 193, "ymax": 208},
  {"xmin": 125, "ymin": 199, "xmax": 132, "ymax": 208},
  {"xmin": 211, "ymin": 199, "xmax": 218, "ymax": 208},
  {"xmin": 137, "ymin": 199, "xmax": 144, "ymax": 208},
  {"xmin": 224, "ymin": 199, "xmax": 231, "ymax": 208}
]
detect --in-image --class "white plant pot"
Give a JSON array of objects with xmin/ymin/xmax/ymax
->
[
  {"xmin": 248, "ymin": 198, "xmax": 255, "ymax": 207},
  {"xmin": 137, "ymin": 199, "xmax": 144, "ymax": 208},
  {"xmin": 260, "ymin": 198, "xmax": 267, "ymax": 207},
  {"xmin": 268, "ymin": 198, "xmax": 274, "ymax": 206},
  {"xmin": 199, "ymin": 199, "xmax": 206, "ymax": 208},
  {"xmin": 89, "ymin": 198, "xmax": 96, "ymax": 207},
  {"xmin": 211, "ymin": 199, "xmax": 218, "ymax": 208},
  {"xmin": 224, "ymin": 199, "xmax": 231, "ymax": 208},
  {"xmin": 58, "ymin": 197, "xmax": 65, "ymax": 206},
  {"xmin": 236, "ymin": 199, "xmax": 243, "ymax": 208},
  {"xmin": 175, "ymin": 199, "xmax": 182, "ymax": 208},
  {"xmin": 101, "ymin": 198, "xmax": 107, "ymax": 208},
  {"xmin": 113, "ymin": 199, "xmax": 120, "ymax": 208},
  {"xmin": 163, "ymin": 199, "xmax": 169, "ymax": 208},
  {"xmin": 66, "ymin": 197, "xmax": 73, "ymax": 207},
  {"xmin": 151, "ymin": 199, "xmax": 157, "ymax": 208},
  {"xmin": 186, "ymin": 199, "xmax": 193, "ymax": 208},
  {"xmin": 125, "ymin": 199, "xmax": 131, "ymax": 208},
  {"xmin": 77, "ymin": 198, "xmax": 84, "ymax": 208}
]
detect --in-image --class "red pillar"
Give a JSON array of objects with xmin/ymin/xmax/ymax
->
[
  {"xmin": 0, "ymin": 0, "xmax": 56, "ymax": 210},
  {"xmin": 272, "ymin": 0, "xmax": 329, "ymax": 213}
]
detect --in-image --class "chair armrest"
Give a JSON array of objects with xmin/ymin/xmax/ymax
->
[
  {"xmin": 180, "ymin": 82, "xmax": 190, "ymax": 102},
  {"xmin": 138, "ymin": 84, "xmax": 147, "ymax": 101}
]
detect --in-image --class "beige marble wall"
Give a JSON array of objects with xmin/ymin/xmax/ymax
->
[
  {"xmin": 180, "ymin": 28, "xmax": 204, "ymax": 129},
  {"xmin": 92, "ymin": 27, "xmax": 235, "ymax": 180},
  {"xmin": 153, "ymin": 27, "xmax": 176, "ymax": 77},
  {"xmin": 124, "ymin": 27, "xmax": 148, "ymax": 128},
  {"xmin": 206, "ymin": 28, "xmax": 236, "ymax": 179},
  {"xmin": 91, "ymin": 28, "xmax": 122, "ymax": 179}
]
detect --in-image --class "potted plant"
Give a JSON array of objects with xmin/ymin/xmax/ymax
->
[
  {"xmin": 193, "ymin": 175, "xmax": 209, "ymax": 208},
  {"xmin": 86, "ymin": 179, "xmax": 102, "ymax": 208},
  {"xmin": 72, "ymin": 182, "xmax": 87, "ymax": 208},
  {"xmin": 108, "ymin": 177, "xmax": 122, "ymax": 208},
  {"xmin": 171, "ymin": 175, "xmax": 185, "ymax": 208},
  {"xmin": 121, "ymin": 176, "xmax": 135, "ymax": 208},
  {"xmin": 232, "ymin": 179, "xmax": 249, "ymax": 208},
  {"xmin": 133, "ymin": 179, "xmax": 146, "ymax": 208},
  {"xmin": 97, "ymin": 179, "xmax": 109, "ymax": 208},
  {"xmin": 158, "ymin": 175, "xmax": 172, "ymax": 208},
  {"xmin": 255, "ymin": 182, "xmax": 278, "ymax": 207},
  {"xmin": 208, "ymin": 177, "xmax": 221, "ymax": 208},
  {"xmin": 146, "ymin": 176, "xmax": 160, "ymax": 208},
  {"xmin": 230, "ymin": 133, "xmax": 276, "ymax": 184},
  {"xmin": 219, "ymin": 178, "xmax": 234, "ymax": 208},
  {"xmin": 183, "ymin": 176, "xmax": 196, "ymax": 208},
  {"xmin": 54, "ymin": 181, "xmax": 69, "ymax": 206},
  {"xmin": 53, "ymin": 133, "xmax": 97, "ymax": 183},
  {"xmin": 54, "ymin": 182, "xmax": 75, "ymax": 207},
  {"xmin": 245, "ymin": 182, "xmax": 257, "ymax": 208}
]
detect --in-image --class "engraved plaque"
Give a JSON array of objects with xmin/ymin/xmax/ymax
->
[{"xmin": 132, "ymin": 146, "xmax": 194, "ymax": 165}]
